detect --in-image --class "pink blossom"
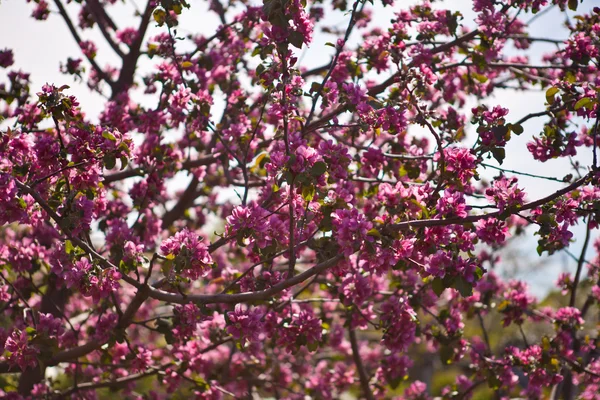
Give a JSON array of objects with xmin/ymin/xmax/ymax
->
[
  {"xmin": 4, "ymin": 330, "xmax": 39, "ymax": 370},
  {"xmin": 160, "ymin": 228, "xmax": 213, "ymax": 280}
]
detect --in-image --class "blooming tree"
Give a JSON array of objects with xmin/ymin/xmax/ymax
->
[{"xmin": 1, "ymin": 0, "xmax": 600, "ymax": 398}]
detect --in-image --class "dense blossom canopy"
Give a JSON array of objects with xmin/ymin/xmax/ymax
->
[{"xmin": 1, "ymin": 0, "xmax": 600, "ymax": 398}]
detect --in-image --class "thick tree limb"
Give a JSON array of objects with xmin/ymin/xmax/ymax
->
[
  {"xmin": 349, "ymin": 328, "xmax": 375, "ymax": 400},
  {"xmin": 53, "ymin": 0, "xmax": 115, "ymax": 89},
  {"xmin": 387, "ymin": 171, "xmax": 593, "ymax": 232},
  {"xmin": 86, "ymin": 0, "xmax": 126, "ymax": 58},
  {"xmin": 112, "ymin": 0, "xmax": 153, "ymax": 98}
]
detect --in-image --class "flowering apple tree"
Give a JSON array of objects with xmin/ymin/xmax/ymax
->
[{"xmin": 1, "ymin": 0, "xmax": 600, "ymax": 398}]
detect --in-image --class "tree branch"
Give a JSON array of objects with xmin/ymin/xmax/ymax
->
[
  {"xmin": 387, "ymin": 171, "xmax": 592, "ymax": 232},
  {"xmin": 349, "ymin": 327, "xmax": 375, "ymax": 400},
  {"xmin": 86, "ymin": 0, "xmax": 126, "ymax": 58},
  {"xmin": 53, "ymin": 0, "xmax": 115, "ymax": 90},
  {"xmin": 112, "ymin": 0, "xmax": 153, "ymax": 97}
]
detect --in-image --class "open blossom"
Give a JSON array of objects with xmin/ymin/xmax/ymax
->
[
  {"xmin": 376, "ymin": 354, "xmax": 413, "ymax": 387},
  {"xmin": 226, "ymin": 304, "xmax": 264, "ymax": 345},
  {"xmin": 122, "ymin": 240, "xmax": 144, "ymax": 264},
  {"xmin": 380, "ymin": 296, "xmax": 417, "ymax": 351},
  {"xmin": 226, "ymin": 203, "xmax": 268, "ymax": 235},
  {"xmin": 475, "ymin": 217, "xmax": 508, "ymax": 245},
  {"xmin": 131, "ymin": 347, "xmax": 153, "ymax": 373},
  {"xmin": 404, "ymin": 380, "xmax": 431, "ymax": 400},
  {"xmin": 0, "ymin": 49, "xmax": 14, "ymax": 68},
  {"xmin": 306, "ymin": 361, "xmax": 354, "ymax": 399},
  {"xmin": 83, "ymin": 266, "xmax": 122, "ymax": 302},
  {"xmin": 4, "ymin": 330, "xmax": 39, "ymax": 370},
  {"xmin": 116, "ymin": 27, "xmax": 139, "ymax": 46},
  {"xmin": 500, "ymin": 281, "xmax": 536, "ymax": 326},
  {"xmin": 278, "ymin": 308, "xmax": 323, "ymax": 352},
  {"xmin": 507, "ymin": 345, "xmax": 563, "ymax": 398},
  {"xmin": 438, "ymin": 147, "xmax": 477, "ymax": 186},
  {"xmin": 436, "ymin": 189, "xmax": 469, "ymax": 218},
  {"xmin": 554, "ymin": 306, "xmax": 584, "ymax": 329},
  {"xmin": 555, "ymin": 272, "xmax": 572, "ymax": 295},
  {"xmin": 30, "ymin": 0, "xmax": 50, "ymax": 20},
  {"xmin": 318, "ymin": 139, "xmax": 350, "ymax": 180},
  {"xmin": 331, "ymin": 208, "xmax": 373, "ymax": 256},
  {"xmin": 0, "ymin": 174, "xmax": 32, "ymax": 225},
  {"xmin": 485, "ymin": 176, "xmax": 525, "ymax": 212},
  {"xmin": 340, "ymin": 272, "xmax": 372, "ymax": 306},
  {"xmin": 37, "ymin": 313, "xmax": 64, "ymax": 338},
  {"xmin": 79, "ymin": 40, "xmax": 97, "ymax": 59},
  {"xmin": 160, "ymin": 228, "xmax": 213, "ymax": 280}
]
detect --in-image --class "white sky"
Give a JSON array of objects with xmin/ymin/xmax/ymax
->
[{"xmin": 1, "ymin": 0, "xmax": 599, "ymax": 296}]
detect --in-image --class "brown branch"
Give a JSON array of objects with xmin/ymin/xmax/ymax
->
[
  {"xmin": 53, "ymin": 0, "xmax": 115, "ymax": 89},
  {"xmin": 112, "ymin": 0, "xmax": 153, "ymax": 98},
  {"xmin": 103, "ymin": 154, "xmax": 220, "ymax": 184},
  {"xmin": 305, "ymin": 0, "xmax": 362, "ymax": 127},
  {"xmin": 434, "ymin": 62, "xmax": 575, "ymax": 72},
  {"xmin": 86, "ymin": 0, "xmax": 126, "ymax": 58},
  {"xmin": 569, "ymin": 218, "xmax": 592, "ymax": 308},
  {"xmin": 11, "ymin": 180, "xmax": 150, "ymax": 364},
  {"xmin": 161, "ymin": 175, "xmax": 200, "ymax": 229},
  {"xmin": 127, "ymin": 254, "xmax": 344, "ymax": 306},
  {"xmin": 17, "ymin": 177, "xmax": 331, "ymax": 310},
  {"xmin": 303, "ymin": 31, "xmax": 482, "ymax": 133},
  {"xmin": 349, "ymin": 327, "xmax": 375, "ymax": 400},
  {"xmin": 387, "ymin": 171, "xmax": 592, "ymax": 232},
  {"xmin": 59, "ymin": 364, "xmax": 167, "ymax": 397},
  {"xmin": 366, "ymin": 30, "xmax": 480, "ymax": 97},
  {"xmin": 102, "ymin": 167, "xmax": 144, "ymax": 184}
]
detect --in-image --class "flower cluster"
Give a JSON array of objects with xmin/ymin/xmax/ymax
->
[{"xmin": 160, "ymin": 228, "xmax": 213, "ymax": 280}]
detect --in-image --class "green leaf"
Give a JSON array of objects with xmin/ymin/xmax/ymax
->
[
  {"xmin": 510, "ymin": 123, "xmax": 524, "ymax": 135},
  {"xmin": 574, "ymin": 97, "xmax": 592, "ymax": 110},
  {"xmin": 491, "ymin": 125, "xmax": 509, "ymax": 142},
  {"xmin": 432, "ymin": 278, "xmax": 445, "ymax": 297},
  {"xmin": 120, "ymin": 156, "xmax": 128, "ymax": 171},
  {"xmin": 256, "ymin": 63, "xmax": 265, "ymax": 76},
  {"xmin": 490, "ymin": 147, "xmax": 505, "ymax": 165},
  {"xmin": 17, "ymin": 197, "xmax": 28, "ymax": 209},
  {"xmin": 439, "ymin": 345, "xmax": 454, "ymax": 365},
  {"xmin": 568, "ymin": 0, "xmax": 578, "ymax": 11},
  {"xmin": 65, "ymin": 240, "xmax": 74, "ymax": 254},
  {"xmin": 545, "ymin": 87, "xmax": 559, "ymax": 103},
  {"xmin": 452, "ymin": 277, "xmax": 473, "ymax": 297},
  {"xmin": 446, "ymin": 10, "xmax": 459, "ymax": 36},
  {"xmin": 366, "ymin": 228, "xmax": 381, "ymax": 238},
  {"xmin": 288, "ymin": 31, "xmax": 305, "ymax": 49},
  {"xmin": 153, "ymin": 8, "xmax": 167, "ymax": 26},
  {"xmin": 102, "ymin": 131, "xmax": 116, "ymax": 141},
  {"xmin": 301, "ymin": 184, "xmax": 315, "ymax": 201},
  {"xmin": 406, "ymin": 164, "xmax": 420, "ymax": 179},
  {"xmin": 103, "ymin": 154, "xmax": 116, "ymax": 170},
  {"xmin": 487, "ymin": 373, "xmax": 502, "ymax": 390},
  {"xmin": 474, "ymin": 266, "xmax": 484, "ymax": 280},
  {"xmin": 471, "ymin": 72, "xmax": 488, "ymax": 83},
  {"xmin": 310, "ymin": 161, "xmax": 327, "ymax": 176}
]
